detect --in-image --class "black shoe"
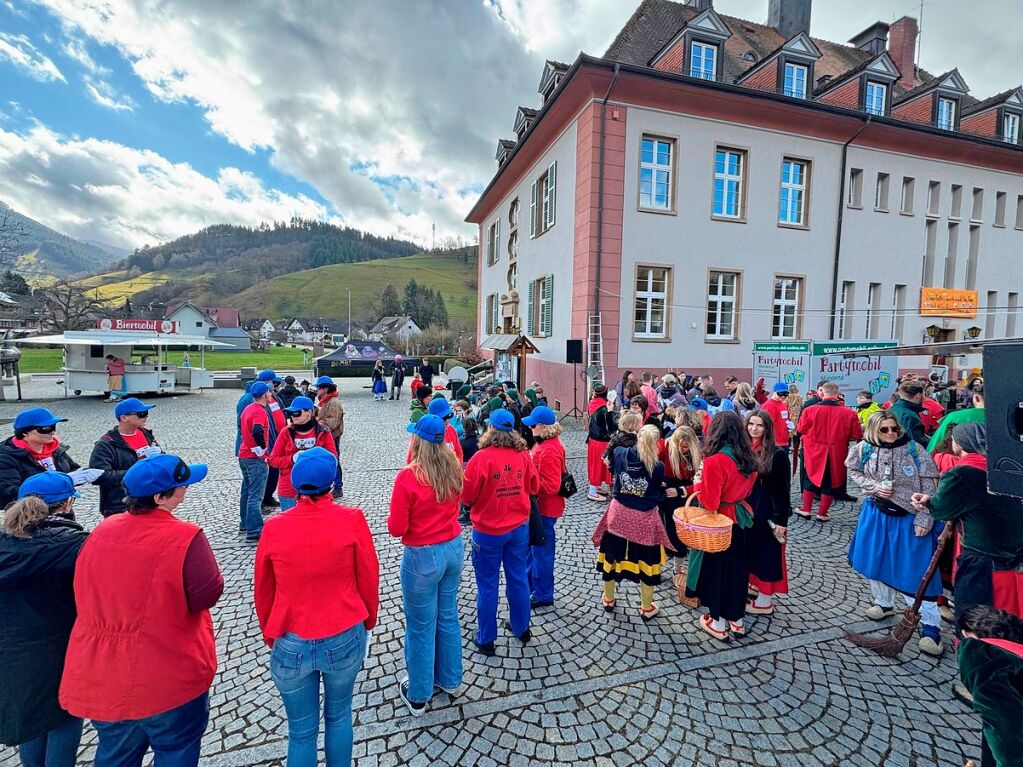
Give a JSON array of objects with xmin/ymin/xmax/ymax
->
[
  {"xmin": 505, "ymin": 621, "xmax": 531, "ymax": 644},
  {"xmin": 530, "ymin": 598, "xmax": 554, "ymax": 609},
  {"xmin": 263, "ymin": 498, "xmax": 280, "ymax": 508},
  {"xmin": 476, "ymin": 641, "xmax": 496, "ymax": 657},
  {"xmin": 458, "ymin": 510, "xmax": 471, "ymax": 525},
  {"xmin": 389, "ymin": 396, "xmax": 394, "ymax": 401},
  {"xmin": 398, "ymin": 680, "xmax": 428, "ymax": 717},
  {"xmin": 245, "ymin": 533, "xmax": 261, "ymax": 543}
]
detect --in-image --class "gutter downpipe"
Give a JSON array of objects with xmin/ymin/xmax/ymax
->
[
  {"xmin": 593, "ymin": 63, "xmax": 621, "ymax": 336},
  {"xmin": 829, "ymin": 115, "xmax": 872, "ymax": 338}
]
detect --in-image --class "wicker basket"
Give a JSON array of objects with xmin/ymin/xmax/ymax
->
[{"xmin": 673, "ymin": 494, "xmax": 733, "ymax": 553}]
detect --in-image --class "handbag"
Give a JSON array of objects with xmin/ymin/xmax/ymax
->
[
  {"xmin": 558, "ymin": 470, "xmax": 578, "ymax": 498},
  {"xmin": 528, "ymin": 496, "xmax": 546, "ymax": 546}
]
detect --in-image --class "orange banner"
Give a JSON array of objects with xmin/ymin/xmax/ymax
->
[{"xmin": 920, "ymin": 287, "xmax": 978, "ymax": 318}]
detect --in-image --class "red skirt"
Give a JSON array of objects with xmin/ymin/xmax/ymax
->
[
  {"xmin": 587, "ymin": 438, "xmax": 611, "ymax": 487},
  {"xmin": 993, "ymin": 569, "xmax": 1023, "ymax": 618}
]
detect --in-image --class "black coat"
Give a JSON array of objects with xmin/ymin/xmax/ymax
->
[
  {"xmin": 0, "ymin": 517, "xmax": 87, "ymax": 745},
  {"xmin": 276, "ymin": 384, "xmax": 301, "ymax": 410},
  {"xmin": 0, "ymin": 438, "xmax": 80, "ymax": 509},
  {"xmin": 88, "ymin": 427, "xmax": 157, "ymax": 516}
]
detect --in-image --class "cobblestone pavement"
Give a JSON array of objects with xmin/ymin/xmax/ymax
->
[{"xmin": 0, "ymin": 378, "xmax": 981, "ymax": 766}]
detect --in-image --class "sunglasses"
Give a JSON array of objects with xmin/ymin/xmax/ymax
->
[
  {"xmin": 33, "ymin": 426, "xmax": 57, "ymax": 434},
  {"xmin": 130, "ymin": 412, "xmax": 150, "ymax": 419},
  {"xmin": 878, "ymin": 426, "xmax": 902, "ymax": 435}
]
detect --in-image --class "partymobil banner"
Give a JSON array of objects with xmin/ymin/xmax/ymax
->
[
  {"xmin": 811, "ymin": 340, "xmax": 898, "ymax": 403},
  {"xmin": 752, "ymin": 340, "xmax": 812, "ymax": 391}
]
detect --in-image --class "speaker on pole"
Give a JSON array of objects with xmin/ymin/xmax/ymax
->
[
  {"xmin": 983, "ymin": 343, "xmax": 1023, "ymax": 498},
  {"xmin": 566, "ymin": 339, "xmax": 583, "ymax": 364}
]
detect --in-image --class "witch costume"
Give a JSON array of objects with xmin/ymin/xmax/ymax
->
[{"xmin": 747, "ymin": 444, "xmax": 792, "ymax": 597}]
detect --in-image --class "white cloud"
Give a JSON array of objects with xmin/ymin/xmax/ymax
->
[
  {"xmin": 0, "ymin": 123, "xmax": 331, "ymax": 249},
  {"xmin": 84, "ymin": 78, "xmax": 135, "ymax": 111},
  {"xmin": 0, "ymin": 32, "xmax": 65, "ymax": 82},
  {"xmin": 62, "ymin": 37, "xmax": 108, "ymax": 75}
]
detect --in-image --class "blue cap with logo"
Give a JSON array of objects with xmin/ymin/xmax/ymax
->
[
  {"xmin": 407, "ymin": 414, "xmax": 446, "ymax": 443},
  {"xmin": 18, "ymin": 472, "xmax": 80, "ymax": 503},
  {"xmin": 773, "ymin": 382, "xmax": 789, "ymax": 394},
  {"xmin": 522, "ymin": 405, "xmax": 556, "ymax": 427},
  {"xmin": 123, "ymin": 454, "xmax": 208, "ymax": 497},
  {"xmin": 257, "ymin": 369, "xmax": 282, "ymax": 383},
  {"xmin": 285, "ymin": 396, "xmax": 315, "ymax": 412},
  {"xmin": 114, "ymin": 397, "xmax": 156, "ymax": 419},
  {"xmin": 290, "ymin": 447, "xmax": 337, "ymax": 495},
  {"xmin": 427, "ymin": 396, "xmax": 453, "ymax": 419},
  {"xmin": 485, "ymin": 408, "xmax": 516, "ymax": 432},
  {"xmin": 315, "ymin": 375, "xmax": 334, "ymax": 387},
  {"xmin": 14, "ymin": 407, "xmax": 67, "ymax": 432},
  {"xmin": 250, "ymin": 381, "xmax": 271, "ymax": 398}
]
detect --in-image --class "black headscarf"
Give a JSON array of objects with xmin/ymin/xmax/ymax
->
[{"xmin": 953, "ymin": 421, "xmax": 987, "ymax": 455}]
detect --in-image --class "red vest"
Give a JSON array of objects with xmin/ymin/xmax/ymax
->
[{"xmin": 59, "ymin": 510, "xmax": 217, "ymax": 720}]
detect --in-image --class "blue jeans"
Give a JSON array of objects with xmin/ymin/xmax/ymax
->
[
  {"xmin": 528, "ymin": 515, "xmax": 558, "ymax": 603},
  {"xmin": 270, "ymin": 626, "xmax": 366, "ymax": 767},
  {"xmin": 92, "ymin": 692, "xmax": 209, "ymax": 767},
  {"xmin": 471, "ymin": 522, "xmax": 530, "ymax": 645},
  {"xmin": 18, "ymin": 717, "xmax": 83, "ymax": 767},
  {"xmin": 280, "ymin": 496, "xmax": 297, "ymax": 511},
  {"xmin": 400, "ymin": 536, "xmax": 464, "ymax": 703},
  {"xmin": 239, "ymin": 458, "xmax": 268, "ymax": 536}
]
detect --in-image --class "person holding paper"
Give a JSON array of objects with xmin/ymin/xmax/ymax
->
[{"xmin": 89, "ymin": 398, "xmax": 163, "ymax": 518}]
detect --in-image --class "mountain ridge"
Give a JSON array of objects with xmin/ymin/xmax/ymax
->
[{"xmin": 0, "ymin": 201, "xmax": 122, "ymax": 279}]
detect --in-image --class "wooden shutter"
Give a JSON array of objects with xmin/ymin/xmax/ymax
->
[
  {"xmin": 494, "ymin": 220, "xmax": 500, "ymax": 263},
  {"xmin": 491, "ymin": 294, "xmax": 499, "ymax": 333},
  {"xmin": 527, "ymin": 280, "xmax": 535, "ymax": 335},
  {"xmin": 484, "ymin": 295, "xmax": 492, "ymax": 334},
  {"xmin": 543, "ymin": 274, "xmax": 553, "ymax": 336},
  {"xmin": 545, "ymin": 162, "xmax": 556, "ymax": 229},
  {"xmin": 529, "ymin": 181, "xmax": 537, "ymax": 238}
]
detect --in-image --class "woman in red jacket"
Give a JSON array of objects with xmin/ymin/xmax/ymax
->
[
  {"xmin": 268, "ymin": 396, "xmax": 338, "ymax": 511},
  {"xmin": 387, "ymin": 415, "xmax": 464, "ymax": 717},
  {"xmin": 685, "ymin": 412, "xmax": 758, "ymax": 642},
  {"xmin": 523, "ymin": 406, "xmax": 566, "ymax": 609},
  {"xmin": 461, "ymin": 409, "xmax": 539, "ymax": 656},
  {"xmin": 255, "ymin": 448, "xmax": 379, "ymax": 767}
]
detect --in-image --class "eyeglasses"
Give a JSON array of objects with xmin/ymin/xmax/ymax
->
[
  {"xmin": 33, "ymin": 426, "xmax": 57, "ymax": 434},
  {"xmin": 878, "ymin": 426, "xmax": 902, "ymax": 435}
]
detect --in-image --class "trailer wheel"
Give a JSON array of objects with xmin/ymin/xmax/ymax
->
[{"xmin": 73, "ymin": 390, "xmax": 82, "ymax": 396}]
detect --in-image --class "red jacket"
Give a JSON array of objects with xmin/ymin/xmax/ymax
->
[
  {"xmin": 405, "ymin": 423, "xmax": 463, "ymax": 464},
  {"xmin": 696, "ymin": 452, "xmax": 757, "ymax": 523},
  {"xmin": 531, "ymin": 437, "xmax": 566, "ymax": 518},
  {"xmin": 254, "ymin": 495, "xmax": 379, "ymax": 646},
  {"xmin": 761, "ymin": 397, "xmax": 791, "ymax": 443},
  {"xmin": 60, "ymin": 510, "xmax": 217, "ymax": 720},
  {"xmin": 238, "ymin": 401, "xmax": 270, "ymax": 459},
  {"xmin": 387, "ymin": 467, "xmax": 461, "ymax": 546},
  {"xmin": 462, "ymin": 446, "xmax": 539, "ymax": 535},
  {"xmin": 796, "ymin": 399, "xmax": 862, "ymax": 488},
  {"xmin": 267, "ymin": 423, "xmax": 338, "ymax": 498}
]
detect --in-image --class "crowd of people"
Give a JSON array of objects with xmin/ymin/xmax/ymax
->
[{"xmin": 0, "ymin": 363, "xmax": 1020, "ymax": 767}]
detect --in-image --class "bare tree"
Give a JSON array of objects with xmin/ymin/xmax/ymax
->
[
  {"xmin": 38, "ymin": 282, "xmax": 106, "ymax": 332},
  {"xmin": 0, "ymin": 206, "xmax": 27, "ymax": 273}
]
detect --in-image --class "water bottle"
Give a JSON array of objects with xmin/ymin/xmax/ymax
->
[{"xmin": 880, "ymin": 465, "xmax": 893, "ymax": 493}]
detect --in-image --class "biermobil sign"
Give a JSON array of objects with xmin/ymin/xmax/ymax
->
[{"xmin": 97, "ymin": 318, "xmax": 179, "ymax": 334}]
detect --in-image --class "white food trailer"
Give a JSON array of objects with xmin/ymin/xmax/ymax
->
[{"xmin": 18, "ymin": 320, "xmax": 229, "ymax": 396}]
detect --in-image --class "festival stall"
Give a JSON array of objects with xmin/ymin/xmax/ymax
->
[{"xmin": 314, "ymin": 340, "xmax": 420, "ymax": 378}]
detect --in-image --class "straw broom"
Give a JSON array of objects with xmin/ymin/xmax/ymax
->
[{"xmin": 845, "ymin": 522, "xmax": 955, "ymax": 658}]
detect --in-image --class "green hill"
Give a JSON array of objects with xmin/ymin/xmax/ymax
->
[{"xmin": 230, "ymin": 251, "xmax": 477, "ymax": 323}]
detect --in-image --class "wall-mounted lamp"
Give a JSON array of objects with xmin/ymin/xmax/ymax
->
[
  {"xmin": 924, "ymin": 324, "xmax": 941, "ymax": 339},
  {"xmin": 966, "ymin": 325, "xmax": 982, "ymax": 340}
]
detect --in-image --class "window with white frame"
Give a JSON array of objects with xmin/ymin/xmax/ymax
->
[
  {"xmin": 529, "ymin": 162, "xmax": 557, "ymax": 238},
  {"xmin": 639, "ymin": 136, "xmax": 674, "ymax": 211},
  {"xmin": 875, "ymin": 173, "xmax": 890, "ymax": 211},
  {"xmin": 771, "ymin": 277, "xmax": 801, "ymax": 339},
  {"xmin": 837, "ymin": 281, "xmax": 854, "ymax": 339},
  {"xmin": 1004, "ymin": 112, "xmax": 1021, "ymax": 144},
  {"xmin": 690, "ymin": 41, "xmax": 717, "ymax": 80},
  {"xmin": 937, "ymin": 97, "xmax": 957, "ymax": 130},
  {"xmin": 713, "ymin": 148, "xmax": 745, "ymax": 219},
  {"xmin": 783, "ymin": 63, "xmax": 807, "ymax": 99},
  {"xmin": 486, "ymin": 220, "xmax": 500, "ymax": 265},
  {"xmin": 865, "ymin": 81, "xmax": 887, "ymax": 116},
  {"xmin": 634, "ymin": 266, "xmax": 670, "ymax": 339},
  {"xmin": 891, "ymin": 284, "xmax": 906, "ymax": 341},
  {"xmin": 779, "ymin": 158, "xmax": 809, "ymax": 226},
  {"xmin": 706, "ymin": 270, "xmax": 740, "ymax": 340}
]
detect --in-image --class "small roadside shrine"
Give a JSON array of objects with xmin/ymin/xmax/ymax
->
[{"xmin": 479, "ymin": 333, "xmax": 539, "ymax": 393}]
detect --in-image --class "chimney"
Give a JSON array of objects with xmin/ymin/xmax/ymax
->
[
  {"xmin": 768, "ymin": 0, "xmax": 812, "ymax": 39},
  {"xmin": 888, "ymin": 15, "xmax": 918, "ymax": 90},
  {"xmin": 687, "ymin": 0, "xmax": 712, "ymax": 11},
  {"xmin": 848, "ymin": 21, "xmax": 889, "ymax": 57}
]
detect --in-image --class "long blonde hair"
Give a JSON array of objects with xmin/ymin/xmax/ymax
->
[
  {"xmin": 636, "ymin": 425, "xmax": 661, "ymax": 475},
  {"xmin": 409, "ymin": 438, "xmax": 464, "ymax": 503},
  {"xmin": 668, "ymin": 425, "xmax": 702, "ymax": 477},
  {"xmin": 3, "ymin": 496, "xmax": 68, "ymax": 539},
  {"xmin": 617, "ymin": 411, "xmax": 642, "ymax": 435}
]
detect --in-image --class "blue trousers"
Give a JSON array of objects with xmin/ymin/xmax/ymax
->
[
  {"xmin": 400, "ymin": 536, "xmax": 464, "ymax": 703},
  {"xmin": 471, "ymin": 522, "xmax": 530, "ymax": 645},
  {"xmin": 280, "ymin": 496, "xmax": 297, "ymax": 511},
  {"xmin": 527, "ymin": 515, "xmax": 558, "ymax": 603},
  {"xmin": 18, "ymin": 717, "xmax": 83, "ymax": 767},
  {"xmin": 239, "ymin": 459, "xmax": 267, "ymax": 536},
  {"xmin": 93, "ymin": 692, "xmax": 209, "ymax": 767},
  {"xmin": 270, "ymin": 626, "xmax": 366, "ymax": 767}
]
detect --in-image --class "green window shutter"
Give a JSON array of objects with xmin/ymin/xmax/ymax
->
[
  {"xmin": 543, "ymin": 273, "xmax": 553, "ymax": 336},
  {"xmin": 546, "ymin": 162, "xmax": 556, "ymax": 229},
  {"xmin": 495, "ymin": 220, "xmax": 500, "ymax": 262},
  {"xmin": 529, "ymin": 181, "xmax": 537, "ymax": 238},
  {"xmin": 527, "ymin": 280, "xmax": 535, "ymax": 336},
  {"xmin": 492, "ymin": 294, "xmax": 499, "ymax": 333},
  {"xmin": 485, "ymin": 295, "xmax": 492, "ymax": 334}
]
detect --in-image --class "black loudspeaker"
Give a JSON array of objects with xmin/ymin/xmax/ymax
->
[
  {"xmin": 565, "ymin": 339, "xmax": 584, "ymax": 364},
  {"xmin": 983, "ymin": 343, "xmax": 1023, "ymax": 498}
]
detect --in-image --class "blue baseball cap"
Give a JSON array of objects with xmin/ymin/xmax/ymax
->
[
  {"xmin": 123, "ymin": 454, "xmax": 208, "ymax": 497},
  {"xmin": 522, "ymin": 405, "xmax": 556, "ymax": 427},
  {"xmin": 114, "ymin": 397, "xmax": 156, "ymax": 419},
  {"xmin": 290, "ymin": 447, "xmax": 337, "ymax": 495},
  {"xmin": 407, "ymin": 414, "xmax": 446, "ymax": 443},
  {"xmin": 772, "ymin": 382, "xmax": 789, "ymax": 394},
  {"xmin": 688, "ymin": 398, "xmax": 708, "ymax": 412},
  {"xmin": 250, "ymin": 381, "xmax": 271, "ymax": 398},
  {"xmin": 427, "ymin": 397, "xmax": 453, "ymax": 419},
  {"xmin": 18, "ymin": 472, "xmax": 79, "ymax": 503},
  {"xmin": 257, "ymin": 369, "xmax": 282, "ymax": 383},
  {"xmin": 285, "ymin": 396, "xmax": 315, "ymax": 412},
  {"xmin": 485, "ymin": 408, "xmax": 516, "ymax": 432},
  {"xmin": 13, "ymin": 407, "xmax": 67, "ymax": 432},
  {"xmin": 315, "ymin": 375, "xmax": 334, "ymax": 387}
]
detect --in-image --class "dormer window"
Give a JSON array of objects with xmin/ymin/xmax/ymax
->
[
  {"xmin": 690, "ymin": 41, "xmax": 717, "ymax": 80},
  {"xmin": 865, "ymin": 81, "xmax": 887, "ymax": 116},
  {"xmin": 783, "ymin": 62, "xmax": 807, "ymax": 98},
  {"xmin": 1004, "ymin": 112, "xmax": 1021, "ymax": 144},
  {"xmin": 937, "ymin": 97, "xmax": 957, "ymax": 131}
]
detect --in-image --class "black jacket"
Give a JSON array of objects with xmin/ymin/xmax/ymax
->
[
  {"xmin": 890, "ymin": 397, "xmax": 928, "ymax": 446},
  {"xmin": 276, "ymin": 384, "xmax": 301, "ymax": 410},
  {"xmin": 588, "ymin": 403, "xmax": 616, "ymax": 442},
  {"xmin": 0, "ymin": 438, "xmax": 80, "ymax": 509},
  {"xmin": 0, "ymin": 516, "xmax": 87, "ymax": 745},
  {"xmin": 89, "ymin": 427, "xmax": 157, "ymax": 516}
]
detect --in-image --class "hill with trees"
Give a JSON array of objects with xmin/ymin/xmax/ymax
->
[{"xmin": 0, "ymin": 201, "xmax": 122, "ymax": 279}]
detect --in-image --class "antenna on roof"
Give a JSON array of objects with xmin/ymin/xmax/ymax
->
[{"xmin": 916, "ymin": 0, "xmax": 925, "ymax": 80}]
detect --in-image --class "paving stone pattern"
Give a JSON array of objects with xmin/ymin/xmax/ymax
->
[{"xmin": 0, "ymin": 379, "xmax": 981, "ymax": 766}]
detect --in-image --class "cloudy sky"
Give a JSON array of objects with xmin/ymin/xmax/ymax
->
[{"xmin": 0, "ymin": 0, "xmax": 1019, "ymax": 251}]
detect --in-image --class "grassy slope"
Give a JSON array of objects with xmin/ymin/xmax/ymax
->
[
  {"xmin": 73, "ymin": 270, "xmax": 196, "ymax": 302},
  {"xmin": 18, "ymin": 346, "xmax": 311, "ymax": 373}
]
